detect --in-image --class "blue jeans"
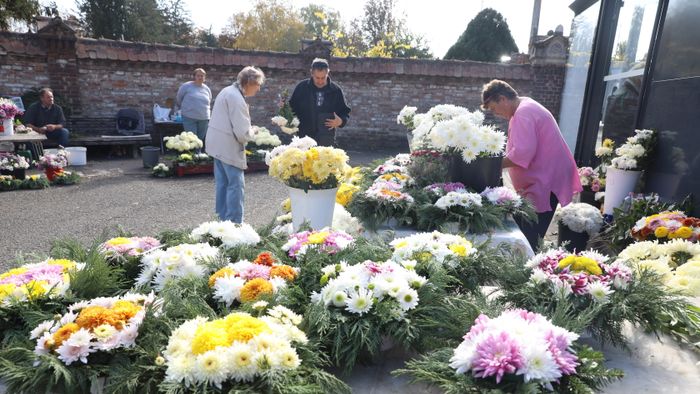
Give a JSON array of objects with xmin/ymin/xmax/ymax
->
[
  {"xmin": 182, "ymin": 117, "xmax": 209, "ymax": 143},
  {"xmin": 214, "ymin": 159, "xmax": 245, "ymax": 223},
  {"xmin": 47, "ymin": 128, "xmax": 70, "ymax": 147}
]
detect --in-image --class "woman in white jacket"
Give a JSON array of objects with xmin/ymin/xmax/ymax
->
[{"xmin": 205, "ymin": 66, "xmax": 265, "ymax": 223}]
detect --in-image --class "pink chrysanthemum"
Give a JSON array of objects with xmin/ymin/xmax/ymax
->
[{"xmin": 471, "ymin": 332, "xmax": 524, "ymax": 383}]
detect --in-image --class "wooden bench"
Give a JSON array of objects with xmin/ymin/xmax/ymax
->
[{"xmin": 43, "ymin": 134, "xmax": 153, "ymax": 158}]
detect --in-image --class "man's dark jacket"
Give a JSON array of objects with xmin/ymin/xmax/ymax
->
[{"xmin": 289, "ymin": 76, "xmax": 351, "ymax": 146}]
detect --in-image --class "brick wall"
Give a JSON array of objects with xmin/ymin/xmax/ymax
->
[{"xmin": 0, "ymin": 27, "xmax": 564, "ymax": 150}]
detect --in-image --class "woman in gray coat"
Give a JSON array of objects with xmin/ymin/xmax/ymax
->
[{"xmin": 205, "ymin": 66, "xmax": 265, "ymax": 223}]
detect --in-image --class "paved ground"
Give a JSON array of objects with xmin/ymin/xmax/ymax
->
[{"xmin": 0, "ymin": 149, "xmax": 400, "ymax": 269}]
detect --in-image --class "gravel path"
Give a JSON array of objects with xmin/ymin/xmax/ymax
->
[{"xmin": 0, "ymin": 150, "xmax": 399, "ymax": 269}]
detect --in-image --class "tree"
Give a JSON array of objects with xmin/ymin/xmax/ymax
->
[
  {"xmin": 444, "ymin": 8, "xmax": 518, "ymax": 62},
  {"xmin": 220, "ymin": 0, "xmax": 306, "ymax": 52},
  {"xmin": 0, "ymin": 0, "xmax": 40, "ymax": 30},
  {"xmin": 77, "ymin": 0, "xmax": 193, "ymax": 43},
  {"xmin": 299, "ymin": 4, "xmax": 342, "ymax": 40}
]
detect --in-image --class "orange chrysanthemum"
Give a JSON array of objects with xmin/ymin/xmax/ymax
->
[
  {"xmin": 209, "ymin": 267, "xmax": 235, "ymax": 287},
  {"xmin": 269, "ymin": 265, "xmax": 297, "ymax": 281},
  {"xmin": 253, "ymin": 252, "xmax": 276, "ymax": 267},
  {"xmin": 239, "ymin": 278, "xmax": 274, "ymax": 302},
  {"xmin": 111, "ymin": 300, "xmax": 142, "ymax": 323},
  {"xmin": 75, "ymin": 306, "xmax": 124, "ymax": 330},
  {"xmin": 52, "ymin": 322, "xmax": 80, "ymax": 348}
]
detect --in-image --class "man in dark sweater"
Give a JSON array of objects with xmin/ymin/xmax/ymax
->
[
  {"xmin": 23, "ymin": 87, "xmax": 70, "ymax": 147},
  {"xmin": 289, "ymin": 58, "xmax": 351, "ymax": 147}
]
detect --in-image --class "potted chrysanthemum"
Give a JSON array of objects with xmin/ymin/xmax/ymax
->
[
  {"xmin": 603, "ymin": 129, "xmax": 656, "ymax": 215},
  {"xmin": 401, "ymin": 103, "xmax": 506, "ymax": 191},
  {"xmin": 271, "ymin": 89, "xmax": 299, "ymax": 135},
  {"xmin": 557, "ymin": 202, "xmax": 604, "ymax": 252},
  {"xmin": 267, "ymin": 136, "xmax": 349, "ymax": 230},
  {"xmin": 0, "ymin": 152, "xmax": 30, "ymax": 179},
  {"xmin": 245, "ymin": 125, "xmax": 281, "ymax": 172}
]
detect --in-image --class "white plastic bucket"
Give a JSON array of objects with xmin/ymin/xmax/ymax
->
[
  {"xmin": 0, "ymin": 118, "xmax": 14, "ymax": 136},
  {"xmin": 603, "ymin": 167, "xmax": 642, "ymax": 215},
  {"xmin": 66, "ymin": 147, "xmax": 87, "ymax": 166},
  {"xmin": 288, "ymin": 186, "xmax": 338, "ymax": 231}
]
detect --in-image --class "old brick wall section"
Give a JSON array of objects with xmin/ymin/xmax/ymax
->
[{"xmin": 0, "ymin": 31, "xmax": 562, "ymax": 149}]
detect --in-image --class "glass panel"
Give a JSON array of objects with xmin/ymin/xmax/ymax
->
[
  {"xmin": 599, "ymin": 0, "xmax": 659, "ymax": 145},
  {"xmin": 652, "ymin": 0, "xmax": 700, "ymax": 80},
  {"xmin": 558, "ymin": 2, "xmax": 600, "ymax": 152}
]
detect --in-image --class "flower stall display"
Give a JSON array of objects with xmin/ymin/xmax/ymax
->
[
  {"xmin": 246, "ymin": 125, "xmax": 281, "ymax": 171},
  {"xmin": 308, "ymin": 259, "xmax": 428, "ymax": 371},
  {"xmin": 0, "ymin": 152, "xmax": 30, "ymax": 179},
  {"xmin": 151, "ymin": 163, "xmax": 171, "ymax": 177},
  {"xmin": 406, "ymin": 149, "xmax": 450, "ymax": 188},
  {"xmin": 208, "ymin": 252, "xmax": 299, "ymax": 306},
  {"xmin": 136, "ymin": 243, "xmax": 220, "ymax": 290},
  {"xmin": 390, "ymin": 231, "xmax": 476, "ymax": 263},
  {"xmin": 32, "ymin": 292, "xmax": 158, "ymax": 365},
  {"xmin": 499, "ymin": 248, "xmax": 694, "ymax": 347},
  {"xmin": 281, "ymin": 228, "xmax": 355, "ymax": 259},
  {"xmin": 36, "ymin": 149, "xmax": 69, "ymax": 181},
  {"xmin": 557, "ymin": 203, "xmax": 605, "ymax": 252},
  {"xmin": 99, "ymin": 236, "xmax": 162, "ymax": 285},
  {"xmin": 396, "ymin": 310, "xmax": 622, "ymax": 393},
  {"xmin": 603, "ymin": 129, "xmax": 656, "ymax": 215},
  {"xmin": 0, "ymin": 259, "xmax": 82, "ymax": 306},
  {"xmin": 631, "ymin": 211, "xmax": 700, "ymax": 242},
  {"xmin": 268, "ymin": 136, "xmax": 350, "ymax": 230},
  {"xmin": 617, "ymin": 239, "xmax": 700, "ymax": 296},
  {"xmin": 347, "ymin": 180, "xmax": 416, "ymax": 230},
  {"xmin": 190, "ymin": 220, "xmax": 261, "ymax": 249},
  {"xmin": 415, "ymin": 186, "xmax": 504, "ymax": 233},
  {"xmin": 0, "ymin": 97, "xmax": 24, "ymax": 136},
  {"xmin": 577, "ymin": 166, "xmax": 604, "ymax": 206},
  {"xmin": 271, "ymin": 89, "xmax": 300, "ymax": 135},
  {"xmin": 401, "ymin": 103, "xmax": 506, "ymax": 190},
  {"xmin": 163, "ymin": 131, "xmax": 203, "ymax": 153},
  {"xmin": 161, "ymin": 308, "xmax": 347, "ymax": 392}
]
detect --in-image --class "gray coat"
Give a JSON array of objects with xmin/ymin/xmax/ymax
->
[{"xmin": 205, "ymin": 83, "xmax": 254, "ymax": 169}]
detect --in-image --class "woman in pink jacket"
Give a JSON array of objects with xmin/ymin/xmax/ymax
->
[
  {"xmin": 205, "ymin": 66, "xmax": 265, "ymax": 223},
  {"xmin": 481, "ymin": 79, "xmax": 582, "ymax": 249}
]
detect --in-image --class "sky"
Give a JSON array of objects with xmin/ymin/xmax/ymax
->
[{"xmin": 48, "ymin": 0, "xmax": 575, "ymax": 58}]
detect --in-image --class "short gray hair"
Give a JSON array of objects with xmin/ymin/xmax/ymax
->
[{"xmin": 237, "ymin": 66, "xmax": 265, "ymax": 87}]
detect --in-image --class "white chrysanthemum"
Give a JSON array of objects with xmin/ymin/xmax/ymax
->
[
  {"xmin": 228, "ymin": 343, "xmax": 258, "ymax": 382},
  {"xmin": 529, "ymin": 268, "xmax": 550, "ymax": 284},
  {"xmin": 676, "ymin": 260, "xmax": 700, "ymax": 278},
  {"xmin": 517, "ymin": 344, "xmax": 561, "ymax": 383},
  {"xmin": 194, "ymin": 349, "xmax": 229, "ymax": 388},
  {"xmin": 396, "ymin": 288, "xmax": 419, "ymax": 311},
  {"xmin": 345, "ymin": 288, "xmax": 374, "ymax": 315},
  {"xmin": 666, "ymin": 275, "xmax": 700, "ymax": 296},
  {"xmin": 213, "ymin": 275, "xmax": 246, "ymax": 306},
  {"xmin": 30, "ymin": 320, "xmax": 55, "ymax": 340},
  {"xmin": 165, "ymin": 354, "xmax": 196, "ymax": 384},
  {"xmin": 559, "ymin": 203, "xmax": 604, "ymax": 235},
  {"xmin": 618, "ymin": 241, "xmax": 662, "ymax": 262},
  {"xmin": 586, "ymin": 281, "xmax": 614, "ymax": 303},
  {"xmin": 449, "ymin": 341, "xmax": 476, "ymax": 375}
]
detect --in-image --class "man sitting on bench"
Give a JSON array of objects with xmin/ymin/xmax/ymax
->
[{"xmin": 23, "ymin": 87, "xmax": 70, "ymax": 147}]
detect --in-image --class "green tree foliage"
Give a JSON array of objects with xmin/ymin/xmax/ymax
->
[
  {"xmin": 299, "ymin": 3, "xmax": 342, "ymax": 40},
  {"xmin": 444, "ymin": 8, "xmax": 518, "ymax": 62},
  {"xmin": 77, "ymin": 0, "xmax": 193, "ymax": 44},
  {"xmin": 0, "ymin": 0, "xmax": 40, "ymax": 30},
  {"xmin": 220, "ymin": 0, "xmax": 306, "ymax": 52}
]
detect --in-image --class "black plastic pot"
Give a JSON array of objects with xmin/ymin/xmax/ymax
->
[
  {"xmin": 579, "ymin": 189, "xmax": 601, "ymax": 208},
  {"xmin": 448, "ymin": 154, "xmax": 502, "ymax": 192},
  {"xmin": 558, "ymin": 222, "xmax": 590, "ymax": 252}
]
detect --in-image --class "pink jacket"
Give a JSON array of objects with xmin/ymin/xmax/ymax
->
[{"xmin": 506, "ymin": 98, "xmax": 582, "ymax": 212}]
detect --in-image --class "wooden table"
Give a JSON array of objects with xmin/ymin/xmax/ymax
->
[{"xmin": 0, "ymin": 131, "xmax": 47, "ymax": 158}]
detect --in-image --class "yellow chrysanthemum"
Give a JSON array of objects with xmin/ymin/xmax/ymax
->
[
  {"xmin": 307, "ymin": 232, "xmax": 329, "ymax": 244},
  {"xmin": 225, "ymin": 314, "xmax": 271, "ymax": 343},
  {"xmin": 111, "ymin": 300, "xmax": 142, "ymax": 322},
  {"xmin": 208, "ymin": 267, "xmax": 235, "ymax": 287},
  {"xmin": 25, "ymin": 280, "xmax": 48, "ymax": 298},
  {"xmin": 449, "ymin": 242, "xmax": 473, "ymax": 257},
  {"xmin": 675, "ymin": 226, "xmax": 693, "ymax": 239},
  {"xmin": 654, "ymin": 226, "xmax": 669, "ymax": 238},
  {"xmin": 0, "ymin": 267, "xmax": 28, "ymax": 280},
  {"xmin": 336, "ymin": 183, "xmax": 359, "ymax": 206},
  {"xmin": 105, "ymin": 237, "xmax": 133, "ymax": 247},
  {"xmin": 52, "ymin": 322, "xmax": 80, "ymax": 348},
  {"xmin": 240, "ymin": 278, "xmax": 274, "ymax": 302},
  {"xmin": 603, "ymin": 138, "xmax": 614, "ymax": 148},
  {"xmin": 47, "ymin": 259, "xmax": 77, "ymax": 271},
  {"xmin": 558, "ymin": 255, "xmax": 603, "ymax": 275},
  {"xmin": 393, "ymin": 240, "xmax": 408, "ymax": 249},
  {"xmin": 191, "ymin": 321, "xmax": 230, "ymax": 355},
  {"xmin": 281, "ymin": 198, "xmax": 291, "ymax": 213},
  {"xmin": 0, "ymin": 283, "xmax": 18, "ymax": 300}
]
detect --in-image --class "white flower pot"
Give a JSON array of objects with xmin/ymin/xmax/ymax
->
[
  {"xmin": 0, "ymin": 118, "xmax": 14, "ymax": 136},
  {"xmin": 603, "ymin": 167, "xmax": 642, "ymax": 215},
  {"xmin": 288, "ymin": 186, "xmax": 338, "ymax": 231}
]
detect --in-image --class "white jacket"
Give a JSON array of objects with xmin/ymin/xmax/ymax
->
[{"xmin": 205, "ymin": 83, "xmax": 254, "ymax": 169}]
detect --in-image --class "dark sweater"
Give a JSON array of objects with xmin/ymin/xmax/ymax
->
[{"xmin": 289, "ymin": 77, "xmax": 351, "ymax": 146}]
